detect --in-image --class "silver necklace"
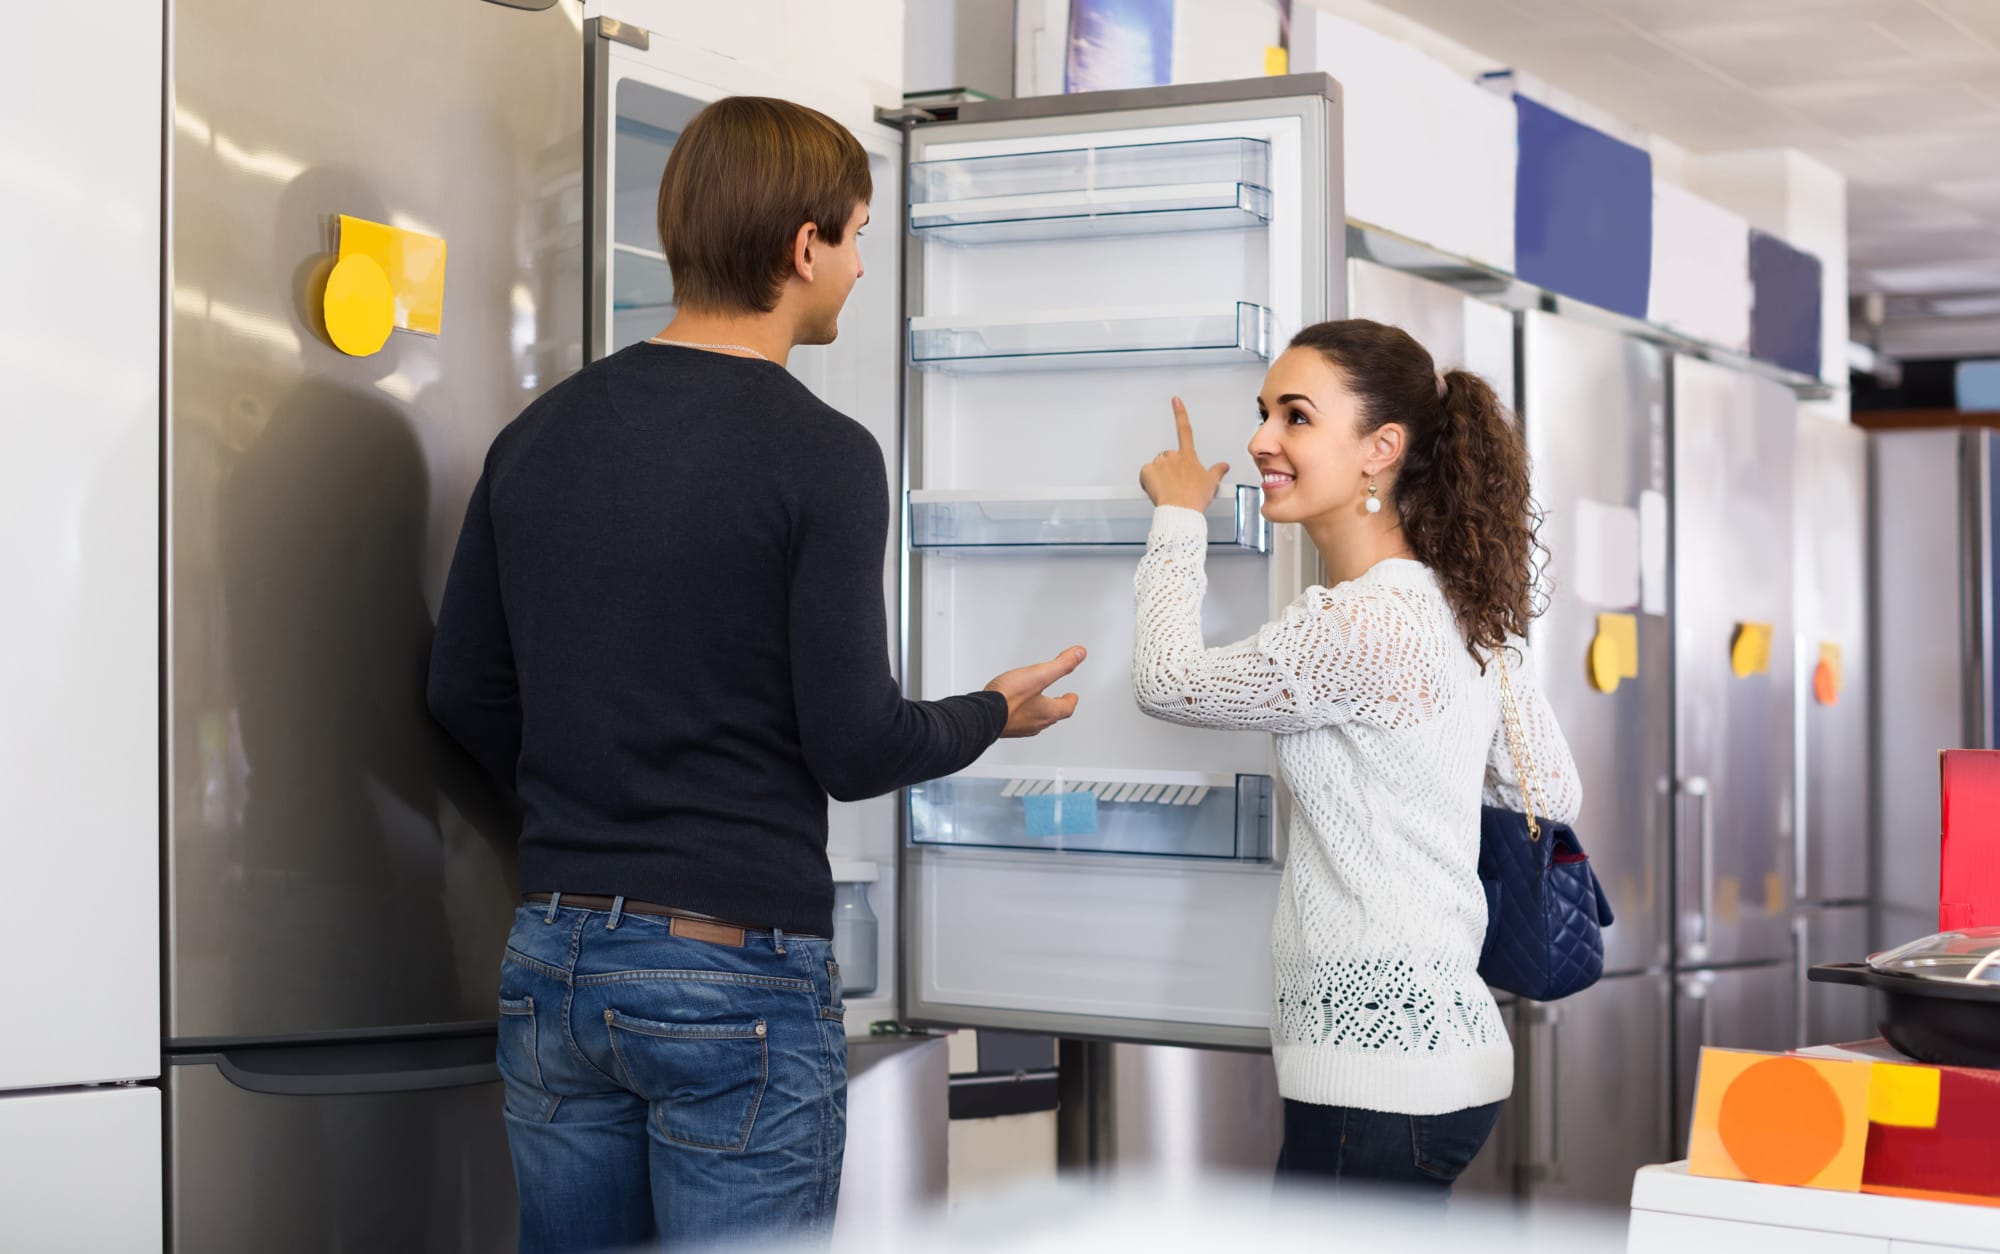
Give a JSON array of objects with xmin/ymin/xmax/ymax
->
[{"xmin": 647, "ymin": 335, "xmax": 769, "ymax": 362}]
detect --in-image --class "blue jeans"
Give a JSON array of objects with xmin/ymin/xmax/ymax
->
[
  {"xmin": 1275, "ymin": 1099, "xmax": 1502, "ymax": 1202},
  {"xmin": 496, "ymin": 900, "xmax": 847, "ymax": 1252}
]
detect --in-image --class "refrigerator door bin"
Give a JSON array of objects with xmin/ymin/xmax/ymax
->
[
  {"xmin": 908, "ymin": 303, "xmax": 1273, "ymax": 372},
  {"xmin": 909, "ymin": 485, "xmax": 1268, "ymax": 552},
  {"xmin": 909, "ymin": 769, "xmax": 1274, "ymax": 861},
  {"xmin": 910, "ymin": 137, "xmax": 1272, "ymax": 244}
]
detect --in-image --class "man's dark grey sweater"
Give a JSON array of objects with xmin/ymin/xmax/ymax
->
[{"xmin": 428, "ymin": 342, "xmax": 1005, "ymax": 936}]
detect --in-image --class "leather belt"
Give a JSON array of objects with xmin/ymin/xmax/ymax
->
[{"xmin": 523, "ymin": 893, "xmax": 822, "ymax": 947}]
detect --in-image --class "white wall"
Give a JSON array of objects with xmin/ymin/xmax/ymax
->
[
  {"xmin": 907, "ymin": 0, "xmax": 1017, "ymax": 97},
  {"xmin": 1298, "ymin": 0, "xmax": 1495, "ymax": 79},
  {"xmin": 1174, "ymin": 0, "xmax": 1282, "ymax": 84},
  {"xmin": 1294, "ymin": 8, "xmax": 1515, "ymax": 271},
  {"xmin": 0, "ymin": 0, "xmax": 161, "ymax": 1091},
  {"xmin": 1687, "ymin": 148, "xmax": 1851, "ymax": 408},
  {"xmin": 586, "ymin": 0, "xmax": 905, "ymax": 107}
]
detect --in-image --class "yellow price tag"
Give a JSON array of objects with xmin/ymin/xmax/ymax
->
[
  {"xmin": 1587, "ymin": 612, "xmax": 1639, "ymax": 693},
  {"xmin": 1731, "ymin": 622, "xmax": 1774, "ymax": 679},
  {"xmin": 322, "ymin": 253, "xmax": 394, "ymax": 357}
]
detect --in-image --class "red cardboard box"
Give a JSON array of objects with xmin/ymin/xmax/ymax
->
[{"xmin": 1939, "ymin": 749, "xmax": 2000, "ymax": 930}]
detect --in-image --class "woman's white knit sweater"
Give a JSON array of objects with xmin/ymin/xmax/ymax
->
[{"xmin": 1133, "ymin": 505, "xmax": 1583, "ymax": 1115}]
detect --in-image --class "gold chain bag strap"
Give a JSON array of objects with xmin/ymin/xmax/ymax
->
[{"xmin": 1496, "ymin": 648, "xmax": 1546, "ymax": 842}]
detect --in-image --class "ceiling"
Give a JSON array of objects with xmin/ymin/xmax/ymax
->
[{"xmin": 1361, "ymin": 0, "xmax": 2000, "ymax": 301}]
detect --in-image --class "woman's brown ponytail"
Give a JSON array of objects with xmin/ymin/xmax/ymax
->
[{"xmin": 1288, "ymin": 319, "xmax": 1544, "ymax": 666}]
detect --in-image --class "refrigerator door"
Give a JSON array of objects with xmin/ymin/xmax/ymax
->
[
  {"xmin": 1521, "ymin": 311, "xmax": 1674, "ymax": 976},
  {"xmin": 1870, "ymin": 431, "xmax": 1987, "ymax": 947},
  {"xmin": 900, "ymin": 80, "xmax": 1342, "ymax": 1048},
  {"xmin": 1672, "ymin": 962, "xmax": 1799, "ymax": 1152},
  {"xmin": 167, "ymin": 0, "xmax": 583, "ymax": 1043},
  {"xmin": 166, "ymin": 1034, "xmax": 515, "ymax": 1254},
  {"xmin": 0, "ymin": 1088, "xmax": 162, "ymax": 1253},
  {"xmin": 1059, "ymin": 1042, "xmax": 1284, "ymax": 1177},
  {"xmin": 1795, "ymin": 420, "xmax": 1872, "ymax": 905},
  {"xmin": 1, "ymin": 0, "xmax": 160, "ymax": 1089},
  {"xmin": 583, "ymin": 17, "xmax": 910, "ymax": 1035},
  {"xmin": 1520, "ymin": 972, "xmax": 1674, "ymax": 1208},
  {"xmin": 1797, "ymin": 905, "xmax": 1874, "ymax": 1047},
  {"xmin": 1672, "ymin": 357, "xmax": 1798, "ymax": 969}
]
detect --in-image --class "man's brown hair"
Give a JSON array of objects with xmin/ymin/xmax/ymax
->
[{"xmin": 656, "ymin": 96, "xmax": 873, "ymax": 315}]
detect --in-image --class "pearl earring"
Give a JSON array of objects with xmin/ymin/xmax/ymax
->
[{"xmin": 1364, "ymin": 479, "xmax": 1382, "ymax": 514}]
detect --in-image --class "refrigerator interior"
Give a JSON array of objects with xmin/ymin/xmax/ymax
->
[
  {"xmin": 1670, "ymin": 357, "xmax": 1799, "ymax": 971},
  {"xmin": 899, "ymin": 83, "xmax": 1340, "ymax": 1048},
  {"xmin": 587, "ymin": 21, "xmax": 909, "ymax": 1030},
  {"xmin": 1520, "ymin": 309, "xmax": 1673, "ymax": 978}
]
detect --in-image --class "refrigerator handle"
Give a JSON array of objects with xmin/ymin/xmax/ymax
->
[
  {"xmin": 1792, "ymin": 915, "xmax": 1810, "ymax": 1049},
  {"xmin": 1680, "ymin": 777, "xmax": 1714, "ymax": 961},
  {"xmin": 1793, "ymin": 633, "xmax": 1811, "ymax": 903},
  {"xmin": 215, "ymin": 1056, "xmax": 499, "ymax": 1097},
  {"xmin": 192, "ymin": 1036, "xmax": 502, "ymax": 1097},
  {"xmin": 1691, "ymin": 973, "xmax": 1714, "ymax": 1047},
  {"xmin": 1521, "ymin": 1002, "xmax": 1563, "ymax": 1186},
  {"xmin": 1544, "ymin": 1005, "xmax": 1563, "ymax": 1185}
]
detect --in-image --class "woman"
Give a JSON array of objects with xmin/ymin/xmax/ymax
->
[{"xmin": 1132, "ymin": 319, "xmax": 1582, "ymax": 1196}]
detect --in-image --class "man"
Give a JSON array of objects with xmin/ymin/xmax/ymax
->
[{"xmin": 428, "ymin": 95, "xmax": 1084, "ymax": 1252}]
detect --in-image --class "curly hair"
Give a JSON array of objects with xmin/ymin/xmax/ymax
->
[{"xmin": 1288, "ymin": 319, "xmax": 1546, "ymax": 667}]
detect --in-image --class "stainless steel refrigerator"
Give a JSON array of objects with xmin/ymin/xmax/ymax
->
[
  {"xmin": 1509, "ymin": 310, "xmax": 1676, "ymax": 1207},
  {"xmin": 1871, "ymin": 429, "xmax": 2000, "ymax": 952},
  {"xmin": 1668, "ymin": 355, "xmax": 1801, "ymax": 1150},
  {"xmin": 164, "ymin": 0, "xmax": 583, "ymax": 1247},
  {"xmin": 1794, "ymin": 419, "xmax": 1874, "ymax": 1046}
]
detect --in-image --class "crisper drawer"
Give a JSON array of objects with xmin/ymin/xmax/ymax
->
[
  {"xmin": 910, "ymin": 767, "xmax": 1273, "ymax": 861},
  {"xmin": 905, "ymin": 845, "xmax": 1281, "ymax": 1048},
  {"xmin": 166, "ymin": 1033, "xmax": 515, "ymax": 1254}
]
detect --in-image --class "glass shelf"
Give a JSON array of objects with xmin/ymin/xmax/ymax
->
[
  {"xmin": 1345, "ymin": 220, "xmax": 1835, "ymax": 400},
  {"xmin": 910, "ymin": 137, "xmax": 1272, "ymax": 244},
  {"xmin": 908, "ymin": 484, "xmax": 1268, "ymax": 553},
  {"xmin": 909, "ymin": 768, "xmax": 1274, "ymax": 861},
  {"xmin": 611, "ymin": 242, "xmax": 672, "ymax": 312},
  {"xmin": 909, "ymin": 303, "xmax": 1272, "ymax": 373}
]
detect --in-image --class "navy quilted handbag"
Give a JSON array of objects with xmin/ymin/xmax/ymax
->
[{"xmin": 1476, "ymin": 656, "xmax": 1615, "ymax": 1002}]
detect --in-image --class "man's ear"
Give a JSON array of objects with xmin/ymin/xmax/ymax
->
[{"xmin": 792, "ymin": 221, "xmax": 819, "ymax": 282}]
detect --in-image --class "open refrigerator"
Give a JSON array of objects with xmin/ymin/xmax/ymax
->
[{"xmin": 585, "ymin": 22, "xmax": 1344, "ymax": 1184}]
